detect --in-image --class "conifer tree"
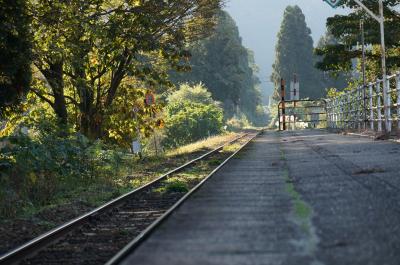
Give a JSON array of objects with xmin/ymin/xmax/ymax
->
[
  {"xmin": 171, "ymin": 10, "xmax": 262, "ymax": 119},
  {"xmin": 271, "ymin": 5, "xmax": 323, "ymax": 101}
]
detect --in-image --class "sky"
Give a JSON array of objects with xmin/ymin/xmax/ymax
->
[{"xmin": 224, "ymin": 0, "xmax": 348, "ymax": 95}]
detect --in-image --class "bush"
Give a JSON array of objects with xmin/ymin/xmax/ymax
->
[
  {"xmin": 163, "ymin": 84, "xmax": 224, "ymax": 148},
  {"xmin": 226, "ymin": 114, "xmax": 251, "ymax": 131},
  {"xmin": 163, "ymin": 102, "xmax": 223, "ymax": 148},
  {"xmin": 168, "ymin": 83, "xmax": 216, "ymax": 106},
  {"xmin": 0, "ymin": 124, "xmax": 124, "ymax": 217}
]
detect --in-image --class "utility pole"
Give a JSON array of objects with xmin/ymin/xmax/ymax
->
[
  {"xmin": 353, "ymin": 0, "xmax": 389, "ymax": 133},
  {"xmin": 324, "ymin": 0, "xmax": 388, "ymax": 132}
]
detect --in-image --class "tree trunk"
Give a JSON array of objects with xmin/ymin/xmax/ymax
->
[
  {"xmin": 79, "ymin": 108, "xmax": 104, "ymax": 140},
  {"xmin": 74, "ymin": 69, "xmax": 103, "ymax": 139},
  {"xmin": 43, "ymin": 61, "xmax": 68, "ymax": 124}
]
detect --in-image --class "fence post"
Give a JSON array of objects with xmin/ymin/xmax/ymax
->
[
  {"xmin": 328, "ymin": 101, "xmax": 332, "ymax": 128},
  {"xmin": 340, "ymin": 95, "xmax": 344, "ymax": 129},
  {"xmin": 357, "ymin": 88, "xmax": 361, "ymax": 129},
  {"xmin": 397, "ymin": 73, "xmax": 400, "ymax": 132},
  {"xmin": 348, "ymin": 92, "xmax": 352, "ymax": 129},
  {"xmin": 369, "ymin": 83, "xmax": 374, "ymax": 130},
  {"xmin": 385, "ymin": 78, "xmax": 391, "ymax": 133},
  {"xmin": 358, "ymin": 86, "xmax": 362, "ymax": 129},
  {"xmin": 377, "ymin": 81, "xmax": 383, "ymax": 132},
  {"xmin": 362, "ymin": 85, "xmax": 367, "ymax": 129},
  {"xmin": 334, "ymin": 99, "xmax": 338, "ymax": 128}
]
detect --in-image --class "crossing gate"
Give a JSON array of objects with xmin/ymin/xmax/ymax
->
[{"xmin": 278, "ymin": 99, "xmax": 328, "ymax": 131}]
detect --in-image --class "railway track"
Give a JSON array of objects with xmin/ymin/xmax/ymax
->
[{"xmin": 0, "ymin": 131, "xmax": 260, "ymax": 265}]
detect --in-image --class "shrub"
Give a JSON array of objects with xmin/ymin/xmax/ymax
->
[
  {"xmin": 163, "ymin": 102, "xmax": 223, "ymax": 148},
  {"xmin": 165, "ymin": 180, "xmax": 189, "ymax": 193},
  {"xmin": 168, "ymin": 83, "xmax": 217, "ymax": 106},
  {"xmin": 163, "ymin": 83, "xmax": 224, "ymax": 148},
  {"xmin": 0, "ymin": 125, "xmax": 124, "ymax": 217},
  {"xmin": 226, "ymin": 114, "xmax": 251, "ymax": 131}
]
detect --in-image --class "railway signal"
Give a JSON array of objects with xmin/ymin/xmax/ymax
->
[{"xmin": 290, "ymin": 74, "xmax": 299, "ymax": 101}]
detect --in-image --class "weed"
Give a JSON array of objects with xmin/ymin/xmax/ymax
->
[
  {"xmin": 167, "ymin": 133, "xmax": 238, "ymax": 157},
  {"xmin": 208, "ymin": 159, "xmax": 222, "ymax": 166},
  {"xmin": 165, "ymin": 181, "xmax": 189, "ymax": 193},
  {"xmin": 222, "ymin": 143, "xmax": 241, "ymax": 153}
]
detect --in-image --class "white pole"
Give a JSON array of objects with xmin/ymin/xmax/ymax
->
[
  {"xmin": 369, "ymin": 83, "xmax": 374, "ymax": 130},
  {"xmin": 353, "ymin": 0, "xmax": 388, "ymax": 133},
  {"xmin": 397, "ymin": 73, "xmax": 400, "ymax": 131},
  {"xmin": 379, "ymin": 0, "xmax": 390, "ymax": 133},
  {"xmin": 377, "ymin": 81, "xmax": 382, "ymax": 132},
  {"xmin": 379, "ymin": 0, "xmax": 387, "ymax": 81}
]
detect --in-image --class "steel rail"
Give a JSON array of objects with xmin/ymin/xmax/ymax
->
[
  {"xmin": 0, "ymin": 133, "xmax": 249, "ymax": 265},
  {"xmin": 105, "ymin": 131, "xmax": 262, "ymax": 265}
]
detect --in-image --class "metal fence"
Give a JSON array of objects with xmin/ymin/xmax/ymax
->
[
  {"xmin": 278, "ymin": 100, "xmax": 327, "ymax": 131},
  {"xmin": 326, "ymin": 72, "xmax": 400, "ymax": 133}
]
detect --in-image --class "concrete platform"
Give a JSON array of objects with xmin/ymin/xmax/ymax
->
[{"xmin": 119, "ymin": 130, "xmax": 400, "ymax": 265}]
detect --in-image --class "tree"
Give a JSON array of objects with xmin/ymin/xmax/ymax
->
[
  {"xmin": 0, "ymin": 0, "xmax": 32, "ymax": 117},
  {"xmin": 271, "ymin": 5, "xmax": 323, "ymax": 101},
  {"xmin": 171, "ymin": 10, "xmax": 262, "ymax": 120},
  {"xmin": 315, "ymin": 31, "xmax": 349, "ymax": 91},
  {"xmin": 168, "ymin": 83, "xmax": 216, "ymax": 105},
  {"xmin": 315, "ymin": 0, "xmax": 400, "ymax": 79},
  {"xmin": 28, "ymin": 0, "xmax": 222, "ymax": 138}
]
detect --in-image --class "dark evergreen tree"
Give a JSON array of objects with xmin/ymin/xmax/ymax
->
[
  {"xmin": 271, "ymin": 5, "xmax": 323, "ymax": 101},
  {"xmin": 0, "ymin": 0, "xmax": 32, "ymax": 116},
  {"xmin": 171, "ymin": 10, "xmax": 262, "ymax": 119}
]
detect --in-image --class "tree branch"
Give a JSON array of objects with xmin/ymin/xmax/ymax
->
[{"xmin": 31, "ymin": 88, "xmax": 55, "ymax": 107}]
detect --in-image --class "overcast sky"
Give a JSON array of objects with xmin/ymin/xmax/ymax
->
[{"xmin": 224, "ymin": 0, "xmax": 348, "ymax": 95}]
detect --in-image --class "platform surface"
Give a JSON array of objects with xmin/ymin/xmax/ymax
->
[{"xmin": 120, "ymin": 130, "xmax": 400, "ymax": 265}]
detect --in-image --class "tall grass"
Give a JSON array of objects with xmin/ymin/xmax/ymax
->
[{"xmin": 166, "ymin": 132, "xmax": 239, "ymax": 157}]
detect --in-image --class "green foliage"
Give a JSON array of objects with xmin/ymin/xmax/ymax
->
[
  {"xmin": 164, "ymin": 101, "xmax": 223, "ymax": 147},
  {"xmin": 168, "ymin": 83, "xmax": 216, "ymax": 106},
  {"xmin": 105, "ymin": 80, "xmax": 165, "ymax": 148},
  {"xmin": 27, "ymin": 0, "xmax": 222, "ymax": 138},
  {"xmin": 316, "ymin": 0, "xmax": 400, "ymax": 78},
  {"xmin": 0, "ymin": 0, "xmax": 231, "ymax": 218},
  {"xmin": 252, "ymin": 105, "xmax": 269, "ymax": 127},
  {"xmin": 271, "ymin": 6, "xmax": 324, "ymax": 100},
  {"xmin": 0, "ymin": 0, "xmax": 32, "ymax": 116},
  {"xmin": 171, "ymin": 10, "xmax": 263, "ymax": 121},
  {"xmin": 164, "ymin": 83, "xmax": 223, "ymax": 148},
  {"xmin": 164, "ymin": 178, "xmax": 189, "ymax": 193},
  {"xmin": 226, "ymin": 114, "xmax": 251, "ymax": 132},
  {"xmin": 315, "ymin": 31, "xmax": 349, "ymax": 92},
  {"xmin": 0, "ymin": 117, "xmax": 124, "ymax": 217}
]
